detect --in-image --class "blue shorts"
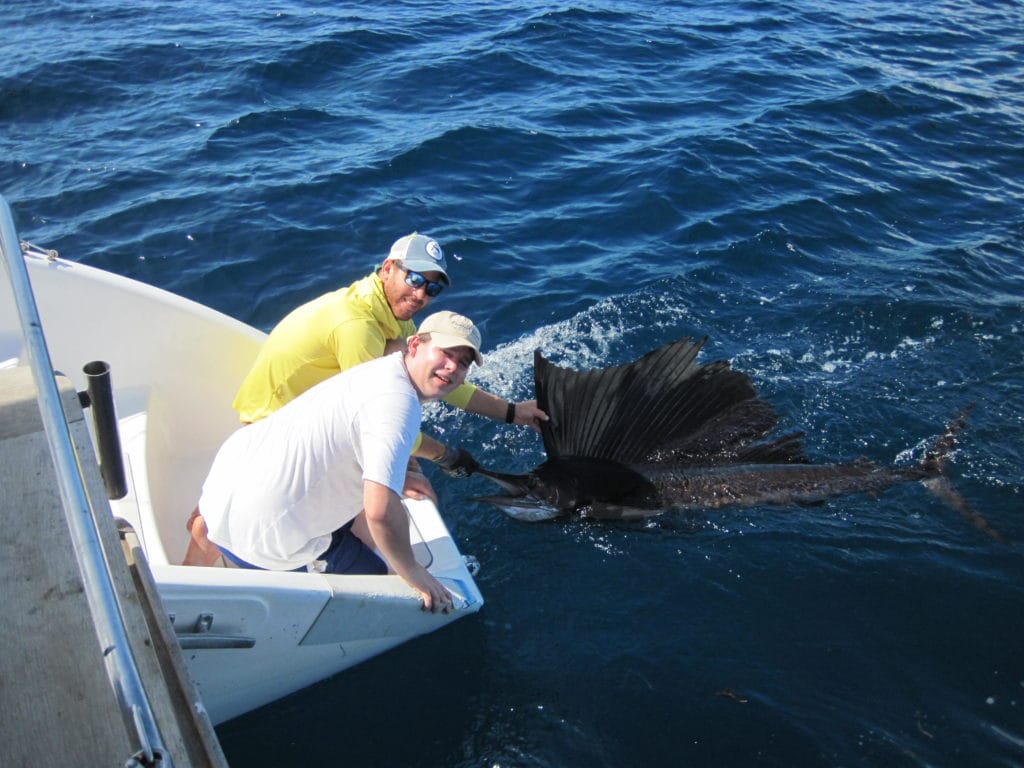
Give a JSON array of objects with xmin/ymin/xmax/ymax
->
[{"xmin": 217, "ymin": 520, "xmax": 387, "ymax": 575}]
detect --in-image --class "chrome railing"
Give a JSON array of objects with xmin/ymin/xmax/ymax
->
[{"xmin": 0, "ymin": 195, "xmax": 172, "ymax": 768}]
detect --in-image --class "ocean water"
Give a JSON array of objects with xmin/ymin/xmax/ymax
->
[{"xmin": 3, "ymin": 1, "xmax": 1023, "ymax": 765}]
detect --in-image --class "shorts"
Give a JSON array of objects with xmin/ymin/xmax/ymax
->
[
  {"xmin": 217, "ymin": 520, "xmax": 387, "ymax": 575},
  {"xmin": 319, "ymin": 522, "xmax": 388, "ymax": 575}
]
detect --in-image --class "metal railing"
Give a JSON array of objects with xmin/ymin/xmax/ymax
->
[{"xmin": 0, "ymin": 195, "xmax": 172, "ymax": 768}]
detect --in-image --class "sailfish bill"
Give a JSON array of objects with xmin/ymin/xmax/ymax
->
[{"xmin": 473, "ymin": 336, "xmax": 1004, "ymax": 542}]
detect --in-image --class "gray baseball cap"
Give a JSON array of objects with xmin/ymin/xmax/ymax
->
[{"xmin": 388, "ymin": 233, "xmax": 450, "ymax": 286}]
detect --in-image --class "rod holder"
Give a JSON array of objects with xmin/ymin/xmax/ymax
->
[{"xmin": 83, "ymin": 360, "xmax": 128, "ymax": 500}]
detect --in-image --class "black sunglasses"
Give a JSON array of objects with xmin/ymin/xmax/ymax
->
[{"xmin": 397, "ymin": 263, "xmax": 446, "ymax": 297}]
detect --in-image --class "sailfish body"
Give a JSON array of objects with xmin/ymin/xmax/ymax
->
[{"xmin": 474, "ymin": 336, "xmax": 999, "ymax": 540}]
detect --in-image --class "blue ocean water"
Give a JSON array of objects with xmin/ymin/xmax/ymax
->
[{"xmin": 3, "ymin": 1, "xmax": 1023, "ymax": 765}]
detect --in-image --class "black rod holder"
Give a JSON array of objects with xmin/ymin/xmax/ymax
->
[{"xmin": 82, "ymin": 360, "xmax": 128, "ymax": 500}]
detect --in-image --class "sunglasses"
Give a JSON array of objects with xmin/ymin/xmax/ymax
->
[{"xmin": 397, "ymin": 263, "xmax": 446, "ymax": 297}]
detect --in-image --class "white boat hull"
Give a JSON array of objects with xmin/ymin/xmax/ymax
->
[{"xmin": 0, "ymin": 249, "xmax": 483, "ymax": 724}]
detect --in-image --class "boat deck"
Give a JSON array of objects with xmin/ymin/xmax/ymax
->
[{"xmin": 0, "ymin": 365, "xmax": 228, "ymax": 767}]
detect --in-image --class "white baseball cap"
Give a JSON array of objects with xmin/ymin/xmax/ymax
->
[{"xmin": 417, "ymin": 310, "xmax": 483, "ymax": 366}]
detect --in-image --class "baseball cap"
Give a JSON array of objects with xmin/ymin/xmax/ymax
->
[
  {"xmin": 417, "ymin": 310, "xmax": 483, "ymax": 366},
  {"xmin": 388, "ymin": 233, "xmax": 450, "ymax": 286}
]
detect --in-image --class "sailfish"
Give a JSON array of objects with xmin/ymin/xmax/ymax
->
[{"xmin": 473, "ymin": 336, "xmax": 1004, "ymax": 541}]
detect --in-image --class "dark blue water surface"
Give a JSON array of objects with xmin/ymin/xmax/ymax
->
[{"xmin": 3, "ymin": 1, "xmax": 1023, "ymax": 765}]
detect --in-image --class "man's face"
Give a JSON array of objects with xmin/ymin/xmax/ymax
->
[
  {"xmin": 405, "ymin": 336, "xmax": 473, "ymax": 400},
  {"xmin": 380, "ymin": 259, "xmax": 444, "ymax": 321}
]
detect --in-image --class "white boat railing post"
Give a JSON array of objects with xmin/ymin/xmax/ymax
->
[{"xmin": 0, "ymin": 195, "xmax": 173, "ymax": 768}]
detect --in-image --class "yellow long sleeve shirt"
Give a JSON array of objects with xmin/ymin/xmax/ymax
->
[{"xmin": 232, "ymin": 271, "xmax": 476, "ymax": 426}]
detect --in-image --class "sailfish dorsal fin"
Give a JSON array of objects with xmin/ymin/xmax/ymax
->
[{"xmin": 534, "ymin": 335, "xmax": 804, "ymax": 465}]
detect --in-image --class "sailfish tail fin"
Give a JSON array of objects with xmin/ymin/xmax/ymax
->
[
  {"xmin": 918, "ymin": 404, "xmax": 1007, "ymax": 543},
  {"xmin": 922, "ymin": 476, "xmax": 1007, "ymax": 543},
  {"xmin": 921, "ymin": 403, "xmax": 972, "ymax": 475}
]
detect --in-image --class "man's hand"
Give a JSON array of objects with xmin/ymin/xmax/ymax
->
[
  {"xmin": 406, "ymin": 564, "xmax": 455, "ymax": 614},
  {"xmin": 510, "ymin": 399, "xmax": 549, "ymax": 433},
  {"xmin": 435, "ymin": 445, "xmax": 480, "ymax": 478},
  {"xmin": 402, "ymin": 470, "xmax": 438, "ymax": 503},
  {"xmin": 363, "ymin": 480, "xmax": 452, "ymax": 613}
]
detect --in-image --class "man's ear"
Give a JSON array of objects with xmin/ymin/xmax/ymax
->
[{"xmin": 406, "ymin": 333, "xmax": 422, "ymax": 356}]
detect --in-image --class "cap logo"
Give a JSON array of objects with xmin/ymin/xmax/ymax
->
[
  {"xmin": 425, "ymin": 240, "xmax": 443, "ymax": 262},
  {"xmin": 448, "ymin": 314, "xmax": 473, "ymax": 334}
]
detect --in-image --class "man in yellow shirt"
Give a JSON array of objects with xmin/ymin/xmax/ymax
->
[{"xmin": 184, "ymin": 232, "xmax": 547, "ymax": 566}]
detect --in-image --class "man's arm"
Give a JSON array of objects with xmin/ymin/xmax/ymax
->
[
  {"xmin": 412, "ymin": 433, "xmax": 449, "ymax": 463},
  {"xmin": 362, "ymin": 479, "xmax": 452, "ymax": 613},
  {"xmin": 401, "ymin": 460, "xmax": 438, "ymax": 503},
  {"xmin": 412, "ymin": 433, "xmax": 479, "ymax": 477},
  {"xmin": 411, "ymin": 394, "xmax": 551, "ymax": 477},
  {"xmin": 463, "ymin": 388, "xmax": 549, "ymax": 432}
]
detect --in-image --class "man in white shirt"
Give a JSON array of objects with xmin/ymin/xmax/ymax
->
[{"xmin": 197, "ymin": 311, "xmax": 484, "ymax": 613}]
